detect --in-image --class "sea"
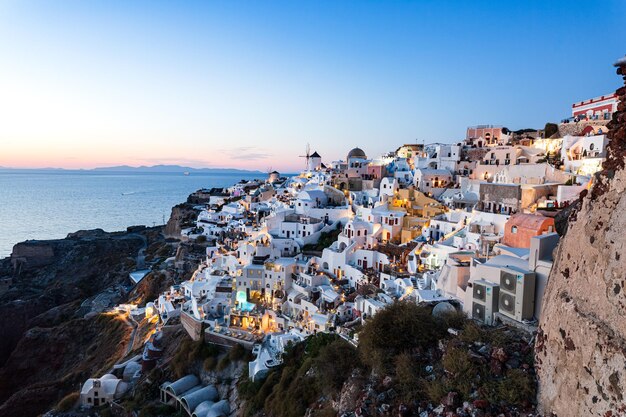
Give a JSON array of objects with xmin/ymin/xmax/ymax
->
[{"xmin": 0, "ymin": 170, "xmax": 261, "ymax": 259}]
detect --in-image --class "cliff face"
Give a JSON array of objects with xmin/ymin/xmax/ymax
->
[
  {"xmin": 0, "ymin": 227, "xmax": 163, "ymax": 417},
  {"xmin": 0, "ymin": 231, "xmax": 143, "ymax": 365},
  {"xmin": 536, "ymin": 59, "xmax": 626, "ymax": 415},
  {"xmin": 164, "ymin": 203, "xmax": 198, "ymax": 238}
]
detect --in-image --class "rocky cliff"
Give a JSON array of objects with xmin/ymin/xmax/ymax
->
[
  {"xmin": 0, "ymin": 227, "xmax": 164, "ymax": 417},
  {"xmin": 536, "ymin": 58, "xmax": 626, "ymax": 416},
  {"xmin": 164, "ymin": 203, "xmax": 199, "ymax": 238}
]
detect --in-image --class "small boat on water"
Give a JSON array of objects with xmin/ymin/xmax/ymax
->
[{"xmin": 183, "ymin": 171, "xmax": 190, "ymax": 176}]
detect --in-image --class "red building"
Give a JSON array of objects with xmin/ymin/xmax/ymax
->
[
  {"xmin": 572, "ymin": 93, "xmax": 618, "ymax": 120},
  {"xmin": 466, "ymin": 125, "xmax": 505, "ymax": 147},
  {"xmin": 502, "ymin": 214, "xmax": 555, "ymax": 249}
]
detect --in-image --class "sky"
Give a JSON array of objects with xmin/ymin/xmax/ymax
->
[{"xmin": 0, "ymin": 1, "xmax": 624, "ymax": 172}]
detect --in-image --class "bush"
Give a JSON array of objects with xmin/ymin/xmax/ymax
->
[
  {"xmin": 442, "ymin": 347, "xmax": 477, "ymax": 395},
  {"xmin": 203, "ymin": 356, "xmax": 217, "ymax": 371},
  {"xmin": 312, "ymin": 338, "xmax": 360, "ymax": 394},
  {"xmin": 171, "ymin": 337, "xmax": 220, "ymax": 377},
  {"xmin": 544, "ymin": 122, "xmax": 559, "ymax": 138},
  {"xmin": 484, "ymin": 369, "xmax": 536, "ymax": 406},
  {"xmin": 459, "ymin": 321, "xmax": 487, "ymax": 344},
  {"xmin": 358, "ymin": 302, "xmax": 447, "ymax": 372},
  {"xmin": 239, "ymin": 333, "xmax": 355, "ymax": 417},
  {"xmin": 395, "ymin": 352, "xmax": 422, "ymax": 399},
  {"xmin": 55, "ymin": 392, "xmax": 79, "ymax": 412},
  {"xmin": 302, "ymin": 224, "xmax": 341, "ymax": 251},
  {"xmin": 228, "ymin": 343, "xmax": 246, "ymax": 361},
  {"xmin": 217, "ymin": 355, "xmax": 231, "ymax": 371},
  {"xmin": 423, "ymin": 379, "xmax": 450, "ymax": 404}
]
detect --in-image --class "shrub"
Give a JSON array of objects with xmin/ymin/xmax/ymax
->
[
  {"xmin": 312, "ymin": 338, "xmax": 359, "ymax": 393},
  {"xmin": 228, "ymin": 343, "xmax": 246, "ymax": 361},
  {"xmin": 171, "ymin": 338, "xmax": 220, "ymax": 377},
  {"xmin": 442, "ymin": 346, "xmax": 481, "ymax": 397},
  {"xmin": 544, "ymin": 122, "xmax": 559, "ymax": 138},
  {"xmin": 395, "ymin": 352, "xmax": 422, "ymax": 399},
  {"xmin": 437, "ymin": 310, "xmax": 468, "ymax": 330},
  {"xmin": 203, "ymin": 356, "xmax": 217, "ymax": 371},
  {"xmin": 217, "ymin": 355, "xmax": 231, "ymax": 371},
  {"xmin": 358, "ymin": 302, "xmax": 447, "ymax": 372},
  {"xmin": 55, "ymin": 392, "xmax": 79, "ymax": 412},
  {"xmin": 459, "ymin": 321, "xmax": 486, "ymax": 344},
  {"xmin": 423, "ymin": 379, "xmax": 450, "ymax": 404},
  {"xmin": 241, "ymin": 333, "xmax": 355, "ymax": 417},
  {"xmin": 302, "ymin": 224, "xmax": 341, "ymax": 251},
  {"xmin": 485, "ymin": 369, "xmax": 536, "ymax": 406}
]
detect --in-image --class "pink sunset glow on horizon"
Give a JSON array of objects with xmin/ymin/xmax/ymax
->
[{"xmin": 0, "ymin": 142, "xmax": 340, "ymax": 173}]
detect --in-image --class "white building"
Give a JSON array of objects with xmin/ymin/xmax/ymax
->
[
  {"xmin": 80, "ymin": 374, "xmax": 129, "ymax": 407},
  {"xmin": 414, "ymin": 168, "xmax": 453, "ymax": 198},
  {"xmin": 561, "ymin": 134, "xmax": 608, "ymax": 176}
]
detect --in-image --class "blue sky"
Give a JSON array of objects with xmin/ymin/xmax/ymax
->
[{"xmin": 0, "ymin": 0, "xmax": 624, "ymax": 171}]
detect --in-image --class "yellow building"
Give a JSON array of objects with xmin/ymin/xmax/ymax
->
[
  {"xmin": 392, "ymin": 187, "xmax": 446, "ymax": 218},
  {"xmin": 390, "ymin": 187, "xmax": 447, "ymax": 244}
]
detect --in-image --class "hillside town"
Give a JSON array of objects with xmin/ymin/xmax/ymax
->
[{"xmin": 64, "ymin": 88, "xmax": 625, "ymax": 417}]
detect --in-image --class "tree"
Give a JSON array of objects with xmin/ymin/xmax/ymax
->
[
  {"xmin": 358, "ymin": 302, "xmax": 446, "ymax": 372},
  {"xmin": 544, "ymin": 122, "xmax": 559, "ymax": 138}
]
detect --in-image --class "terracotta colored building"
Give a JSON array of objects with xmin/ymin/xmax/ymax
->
[
  {"xmin": 502, "ymin": 214, "xmax": 555, "ymax": 249},
  {"xmin": 571, "ymin": 92, "xmax": 618, "ymax": 119},
  {"xmin": 466, "ymin": 125, "xmax": 505, "ymax": 147}
]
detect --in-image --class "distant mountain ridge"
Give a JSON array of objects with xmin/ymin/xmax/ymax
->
[
  {"xmin": 0, "ymin": 165, "xmax": 264, "ymax": 174},
  {"xmin": 93, "ymin": 164, "xmax": 264, "ymax": 174}
]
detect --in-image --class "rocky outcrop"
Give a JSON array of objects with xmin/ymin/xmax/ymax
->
[
  {"xmin": 0, "ymin": 313, "xmax": 131, "ymax": 417},
  {"xmin": 0, "ymin": 227, "xmax": 163, "ymax": 417},
  {"xmin": 536, "ymin": 58, "xmax": 626, "ymax": 416},
  {"xmin": 164, "ymin": 203, "xmax": 198, "ymax": 238},
  {"xmin": 0, "ymin": 230, "xmax": 144, "ymax": 365}
]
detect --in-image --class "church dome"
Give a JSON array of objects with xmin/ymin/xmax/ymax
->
[{"xmin": 347, "ymin": 147, "xmax": 367, "ymax": 160}]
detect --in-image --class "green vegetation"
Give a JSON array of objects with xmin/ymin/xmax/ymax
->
[
  {"xmin": 55, "ymin": 392, "xmax": 79, "ymax": 412},
  {"xmin": 170, "ymin": 337, "xmax": 219, "ymax": 378},
  {"xmin": 238, "ymin": 333, "xmax": 360, "ymax": 417},
  {"xmin": 358, "ymin": 302, "xmax": 447, "ymax": 372},
  {"xmin": 238, "ymin": 302, "xmax": 537, "ymax": 414},
  {"xmin": 217, "ymin": 355, "xmax": 231, "ymax": 371},
  {"xmin": 203, "ymin": 356, "xmax": 218, "ymax": 371},
  {"xmin": 302, "ymin": 224, "xmax": 342, "ymax": 252},
  {"xmin": 544, "ymin": 122, "xmax": 559, "ymax": 138}
]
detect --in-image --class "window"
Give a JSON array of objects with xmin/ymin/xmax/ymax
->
[{"xmin": 511, "ymin": 226, "xmax": 518, "ymax": 233}]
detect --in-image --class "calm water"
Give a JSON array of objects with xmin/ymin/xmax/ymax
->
[{"xmin": 0, "ymin": 170, "xmax": 260, "ymax": 258}]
